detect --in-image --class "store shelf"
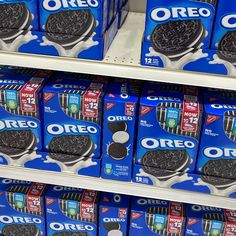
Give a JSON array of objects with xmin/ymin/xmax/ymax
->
[
  {"xmin": 0, "ymin": 165, "xmax": 235, "ymax": 210},
  {"xmin": 0, "ymin": 12, "xmax": 236, "ymax": 90}
]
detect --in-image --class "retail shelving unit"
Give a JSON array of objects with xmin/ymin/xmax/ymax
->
[{"xmin": 0, "ymin": 0, "xmax": 235, "ymax": 210}]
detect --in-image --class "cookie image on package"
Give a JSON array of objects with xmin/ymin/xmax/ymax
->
[
  {"xmin": 0, "ymin": 130, "xmax": 37, "ymax": 159},
  {"xmin": 157, "ymin": 102, "xmax": 201, "ymax": 139},
  {"xmin": 108, "ymin": 143, "xmax": 128, "ymax": 160},
  {"xmin": 2, "ymin": 224, "xmax": 41, "ymax": 236},
  {"xmin": 59, "ymin": 193, "xmax": 96, "ymax": 222},
  {"xmin": 150, "ymin": 20, "xmax": 205, "ymax": 60},
  {"xmin": 53, "ymin": 232, "xmax": 88, "ymax": 236},
  {"xmin": 202, "ymin": 213, "xmax": 225, "ymax": 236},
  {"xmin": 201, "ymin": 159, "xmax": 236, "ymax": 187},
  {"xmin": 108, "ymin": 122, "xmax": 127, "ymax": 134},
  {"xmin": 0, "ymin": 3, "xmax": 32, "ymax": 42},
  {"xmin": 141, "ymin": 150, "xmax": 190, "ymax": 179},
  {"xmin": 104, "ymin": 222, "xmax": 122, "ymax": 236},
  {"xmin": 218, "ymin": 31, "xmax": 236, "ymax": 65},
  {"xmin": 224, "ymin": 110, "xmax": 236, "ymax": 142},
  {"xmin": 48, "ymin": 135, "xmax": 95, "ymax": 165},
  {"xmin": 45, "ymin": 10, "xmax": 96, "ymax": 49},
  {"xmin": 6, "ymin": 185, "xmax": 42, "ymax": 215}
]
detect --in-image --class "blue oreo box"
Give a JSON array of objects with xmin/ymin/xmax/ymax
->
[
  {"xmin": 0, "ymin": 72, "xmax": 46, "ymax": 152},
  {"xmin": 196, "ymin": 94, "xmax": 236, "ymax": 179},
  {"xmin": 46, "ymin": 185, "xmax": 99, "ymax": 236},
  {"xmin": 99, "ymin": 192, "xmax": 130, "ymax": 236},
  {"xmin": 185, "ymin": 204, "xmax": 236, "ymax": 236},
  {"xmin": 129, "ymin": 197, "xmax": 186, "ymax": 236},
  {"xmin": 136, "ymin": 83, "xmax": 202, "ymax": 174},
  {"xmin": 0, "ymin": 1, "xmax": 39, "ymax": 31},
  {"xmin": 0, "ymin": 178, "xmax": 46, "ymax": 236},
  {"xmin": 39, "ymin": 0, "xmax": 108, "ymax": 37},
  {"xmin": 144, "ymin": 0, "xmax": 217, "ymax": 48},
  {"xmin": 43, "ymin": 75, "xmax": 106, "ymax": 159},
  {"xmin": 101, "ymin": 81, "xmax": 139, "ymax": 182},
  {"xmin": 211, "ymin": 0, "xmax": 236, "ymax": 50}
]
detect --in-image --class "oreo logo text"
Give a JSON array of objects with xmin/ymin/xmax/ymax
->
[
  {"xmin": 108, "ymin": 116, "xmax": 132, "ymax": 122},
  {"xmin": 0, "ymin": 120, "xmax": 38, "ymax": 130},
  {"xmin": 151, "ymin": 7, "xmax": 211, "ymax": 22},
  {"xmin": 47, "ymin": 124, "xmax": 98, "ymax": 135},
  {"xmin": 192, "ymin": 205, "xmax": 221, "ymax": 211},
  {"xmin": 52, "ymin": 84, "xmax": 86, "ymax": 89},
  {"xmin": 50, "ymin": 222, "xmax": 94, "ymax": 231},
  {"xmin": 103, "ymin": 218, "xmax": 125, "ymax": 223},
  {"xmin": 0, "ymin": 216, "xmax": 42, "ymax": 224},
  {"xmin": 0, "ymin": 79, "xmax": 25, "ymax": 84},
  {"xmin": 203, "ymin": 147, "xmax": 236, "ymax": 158},
  {"xmin": 53, "ymin": 186, "xmax": 80, "ymax": 191},
  {"xmin": 141, "ymin": 138, "xmax": 195, "ymax": 149},
  {"xmin": 211, "ymin": 104, "xmax": 236, "ymax": 109},
  {"xmin": 221, "ymin": 14, "xmax": 236, "ymax": 29},
  {"xmin": 1, "ymin": 179, "xmax": 31, "ymax": 184},
  {"xmin": 43, "ymin": 0, "xmax": 99, "ymax": 11},
  {"xmin": 137, "ymin": 198, "xmax": 167, "ymax": 205},
  {"xmin": 147, "ymin": 96, "xmax": 181, "ymax": 101}
]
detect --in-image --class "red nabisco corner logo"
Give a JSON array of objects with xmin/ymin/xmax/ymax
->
[
  {"xmin": 0, "ymin": 192, "xmax": 3, "ymax": 196},
  {"xmin": 108, "ymin": 93, "xmax": 116, "ymax": 98},
  {"xmin": 102, "ymin": 208, "xmax": 109, "ymax": 213},
  {"xmin": 141, "ymin": 106, "xmax": 153, "ymax": 116},
  {"xmin": 44, "ymin": 92, "xmax": 55, "ymax": 103},
  {"xmin": 206, "ymin": 115, "xmax": 221, "ymax": 125},
  {"xmin": 209, "ymin": 97, "xmax": 218, "ymax": 102},
  {"xmin": 46, "ymin": 198, "xmax": 55, "ymax": 205},
  {"xmin": 188, "ymin": 218, "xmax": 198, "ymax": 226},
  {"xmin": 132, "ymin": 212, "xmax": 143, "ymax": 220},
  {"xmin": 106, "ymin": 103, "xmax": 115, "ymax": 110},
  {"xmin": 103, "ymin": 196, "xmax": 109, "ymax": 202}
]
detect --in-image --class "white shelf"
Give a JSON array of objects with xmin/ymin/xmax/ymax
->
[
  {"xmin": 0, "ymin": 165, "xmax": 235, "ymax": 210},
  {"xmin": 0, "ymin": 12, "xmax": 235, "ymax": 90}
]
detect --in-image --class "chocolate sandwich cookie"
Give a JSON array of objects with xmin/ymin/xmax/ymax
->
[
  {"xmin": 48, "ymin": 135, "xmax": 95, "ymax": 164},
  {"xmin": 0, "ymin": 130, "xmax": 37, "ymax": 159},
  {"xmin": 218, "ymin": 31, "xmax": 236, "ymax": 65},
  {"xmin": 104, "ymin": 222, "xmax": 121, "ymax": 235},
  {"xmin": 141, "ymin": 150, "xmax": 190, "ymax": 173},
  {"xmin": 53, "ymin": 233, "xmax": 88, "ymax": 236},
  {"xmin": 202, "ymin": 213, "xmax": 225, "ymax": 236},
  {"xmin": 2, "ymin": 224, "xmax": 40, "ymax": 236},
  {"xmin": 45, "ymin": 10, "xmax": 96, "ymax": 49},
  {"xmin": 108, "ymin": 142, "xmax": 128, "ymax": 160},
  {"xmin": 0, "ymin": 3, "xmax": 32, "ymax": 42},
  {"xmin": 150, "ymin": 20, "xmax": 205, "ymax": 60},
  {"xmin": 201, "ymin": 175, "xmax": 236, "ymax": 189},
  {"xmin": 108, "ymin": 122, "xmax": 127, "ymax": 133},
  {"xmin": 224, "ymin": 110, "xmax": 236, "ymax": 142},
  {"xmin": 157, "ymin": 102, "xmax": 201, "ymax": 139},
  {"xmin": 201, "ymin": 159, "xmax": 236, "ymax": 184}
]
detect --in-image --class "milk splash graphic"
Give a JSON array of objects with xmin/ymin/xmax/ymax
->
[
  {"xmin": 41, "ymin": 21, "xmax": 99, "ymax": 57},
  {"xmin": 146, "ymin": 47, "xmax": 208, "ymax": 70},
  {"xmin": 209, "ymin": 54, "xmax": 236, "ymax": 76},
  {"xmin": 137, "ymin": 168, "xmax": 193, "ymax": 188},
  {"xmin": 195, "ymin": 178, "xmax": 236, "ymax": 197}
]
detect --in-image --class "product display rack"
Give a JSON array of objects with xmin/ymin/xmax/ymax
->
[
  {"xmin": 0, "ymin": 12, "xmax": 236, "ymax": 90},
  {"xmin": 0, "ymin": 0, "xmax": 236, "ymax": 214}
]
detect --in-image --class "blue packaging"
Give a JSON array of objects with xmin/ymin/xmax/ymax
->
[
  {"xmin": 136, "ymin": 84, "xmax": 202, "ymax": 175},
  {"xmin": 211, "ymin": 0, "xmax": 236, "ymax": 50},
  {"xmin": 0, "ymin": 1, "xmax": 39, "ymax": 31},
  {"xmin": 99, "ymin": 192, "xmax": 130, "ymax": 236},
  {"xmin": 129, "ymin": 197, "xmax": 186, "ymax": 236},
  {"xmin": 43, "ymin": 76, "xmax": 106, "ymax": 160},
  {"xmin": 186, "ymin": 204, "xmax": 236, "ymax": 236},
  {"xmin": 101, "ymin": 81, "xmax": 139, "ymax": 182},
  {"xmin": 39, "ymin": 0, "xmax": 108, "ymax": 37},
  {"xmin": 0, "ymin": 73, "xmax": 46, "ymax": 154},
  {"xmin": 46, "ymin": 185, "xmax": 99, "ymax": 236},
  {"xmin": 196, "ymin": 95, "xmax": 236, "ymax": 179},
  {"xmin": 0, "ymin": 178, "xmax": 46, "ymax": 235},
  {"xmin": 144, "ymin": 0, "xmax": 217, "ymax": 48}
]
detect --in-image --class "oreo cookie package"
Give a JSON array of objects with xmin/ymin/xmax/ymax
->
[
  {"xmin": 129, "ymin": 197, "xmax": 186, "ymax": 236},
  {"xmin": 46, "ymin": 185, "xmax": 99, "ymax": 236},
  {"xmin": 144, "ymin": 0, "xmax": 217, "ymax": 53},
  {"xmin": 43, "ymin": 75, "xmax": 106, "ymax": 164},
  {"xmin": 39, "ymin": 0, "xmax": 109, "ymax": 37},
  {"xmin": 186, "ymin": 204, "xmax": 236, "ymax": 236},
  {"xmin": 99, "ymin": 192, "xmax": 130, "ymax": 236},
  {"xmin": 101, "ymin": 81, "xmax": 139, "ymax": 182},
  {"xmin": 136, "ymin": 83, "xmax": 202, "ymax": 178},
  {"xmin": 0, "ymin": 73, "xmax": 47, "ymax": 163},
  {"xmin": 0, "ymin": 178, "xmax": 46, "ymax": 236},
  {"xmin": 196, "ymin": 94, "xmax": 236, "ymax": 182}
]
